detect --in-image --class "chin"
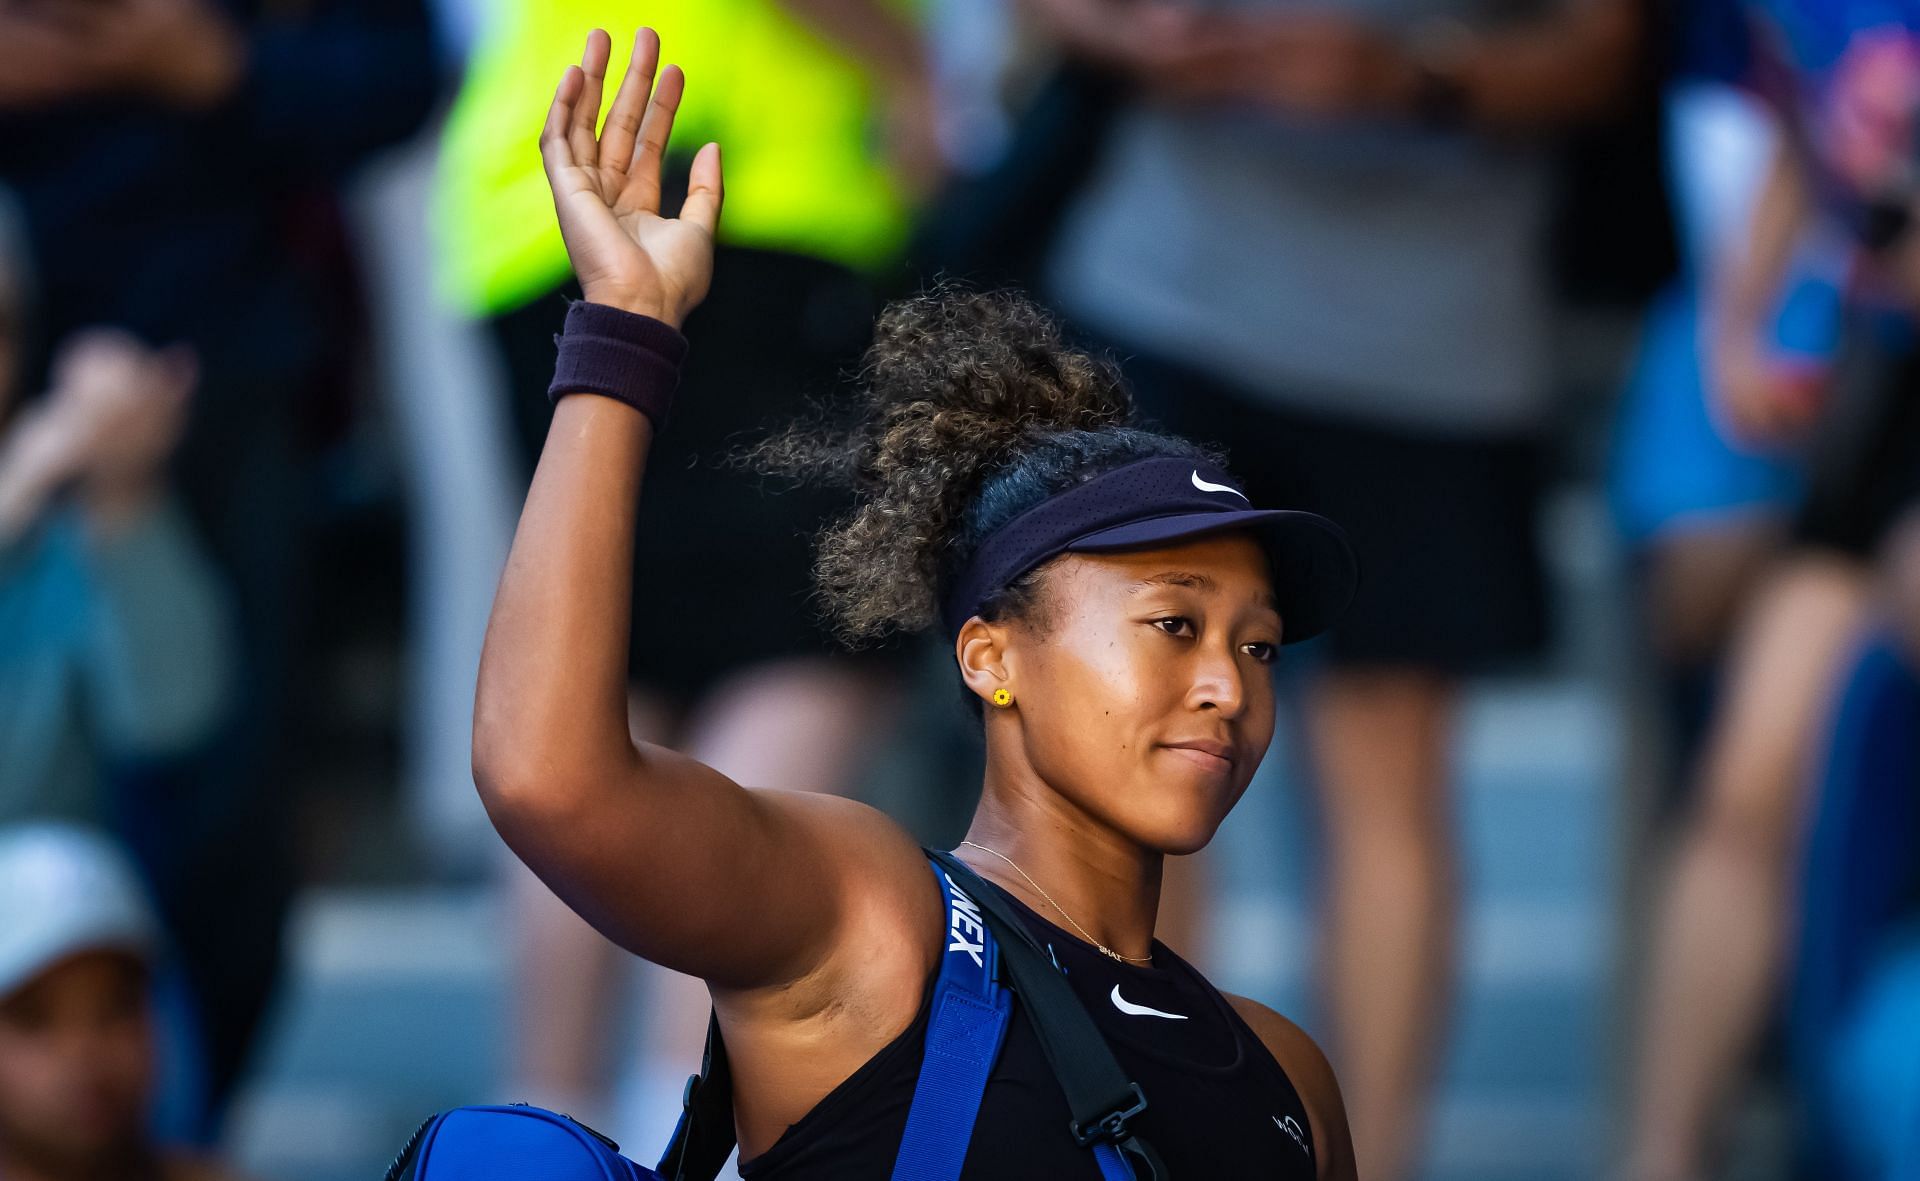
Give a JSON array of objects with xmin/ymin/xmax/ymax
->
[{"xmin": 1121, "ymin": 804, "xmax": 1230, "ymax": 858}]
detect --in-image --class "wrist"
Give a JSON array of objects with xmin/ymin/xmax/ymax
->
[
  {"xmin": 579, "ymin": 286, "xmax": 680, "ymax": 329},
  {"xmin": 548, "ymin": 301, "xmax": 689, "ymax": 429},
  {"xmin": 0, "ymin": 411, "xmax": 86, "ymax": 540},
  {"xmin": 9, "ymin": 409, "xmax": 88, "ymax": 486}
]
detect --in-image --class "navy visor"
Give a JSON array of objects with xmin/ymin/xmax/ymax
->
[{"xmin": 942, "ymin": 456, "xmax": 1359, "ymax": 641}]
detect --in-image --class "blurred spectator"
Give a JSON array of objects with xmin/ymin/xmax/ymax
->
[
  {"xmin": 435, "ymin": 2, "xmax": 933, "ymax": 1149},
  {"xmin": 1021, "ymin": 0, "xmax": 1641, "ymax": 1176},
  {"xmin": 0, "ymin": 205, "xmax": 231, "ymax": 819},
  {"xmin": 0, "ymin": 823, "xmax": 245, "ymax": 1181},
  {"xmin": 0, "ymin": 0, "xmax": 437, "ymax": 1119},
  {"xmin": 1622, "ymin": 0, "xmax": 1920, "ymax": 1174},
  {"xmin": 0, "ymin": 317, "xmax": 234, "ymax": 825},
  {"xmin": 1607, "ymin": 79, "xmax": 1829, "ymax": 764}
]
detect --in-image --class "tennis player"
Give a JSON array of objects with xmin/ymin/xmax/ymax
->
[{"xmin": 474, "ymin": 28, "xmax": 1362, "ymax": 1179}]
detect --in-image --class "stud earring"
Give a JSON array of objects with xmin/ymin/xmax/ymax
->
[{"xmin": 991, "ymin": 688, "xmax": 1014, "ymax": 709}]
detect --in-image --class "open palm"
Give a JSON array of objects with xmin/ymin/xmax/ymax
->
[{"xmin": 541, "ymin": 28, "xmax": 722, "ymax": 327}]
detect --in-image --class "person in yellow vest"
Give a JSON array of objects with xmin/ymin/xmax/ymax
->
[{"xmin": 433, "ymin": 1, "xmax": 940, "ymax": 1149}]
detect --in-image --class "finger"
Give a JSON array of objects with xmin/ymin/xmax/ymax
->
[
  {"xmin": 568, "ymin": 29, "xmax": 612, "ymax": 169},
  {"xmin": 540, "ymin": 66, "xmax": 585, "ymax": 179},
  {"xmin": 620, "ymin": 63, "xmax": 686, "ymax": 212},
  {"xmin": 599, "ymin": 27, "xmax": 661, "ymax": 177},
  {"xmin": 680, "ymin": 141, "xmax": 724, "ymax": 237}
]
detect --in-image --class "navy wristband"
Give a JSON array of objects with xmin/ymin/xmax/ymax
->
[{"xmin": 547, "ymin": 300, "xmax": 689, "ymax": 428}]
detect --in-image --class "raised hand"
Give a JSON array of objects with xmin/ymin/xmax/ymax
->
[
  {"xmin": 541, "ymin": 29, "xmax": 723, "ymax": 328},
  {"xmin": 48, "ymin": 329, "xmax": 196, "ymax": 498}
]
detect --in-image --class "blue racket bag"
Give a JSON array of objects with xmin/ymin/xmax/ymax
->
[{"xmin": 383, "ymin": 1104, "xmax": 658, "ymax": 1181}]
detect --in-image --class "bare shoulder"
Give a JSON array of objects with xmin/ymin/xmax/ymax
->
[
  {"xmin": 734, "ymin": 788, "xmax": 945, "ymax": 1003},
  {"xmin": 1223, "ymin": 994, "xmax": 1357, "ymax": 1181},
  {"xmin": 756, "ymin": 788, "xmax": 939, "ymax": 904}
]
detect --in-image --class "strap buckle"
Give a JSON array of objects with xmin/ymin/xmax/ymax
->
[{"xmin": 1069, "ymin": 1083, "xmax": 1149, "ymax": 1148}]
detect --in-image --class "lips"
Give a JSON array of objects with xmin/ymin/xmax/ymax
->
[{"xmin": 1162, "ymin": 739, "xmax": 1234, "ymax": 772}]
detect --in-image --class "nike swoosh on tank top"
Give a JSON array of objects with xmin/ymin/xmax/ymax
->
[{"xmin": 740, "ymin": 883, "xmax": 1318, "ymax": 1178}]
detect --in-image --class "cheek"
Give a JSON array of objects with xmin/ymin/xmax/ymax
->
[
  {"xmin": 1024, "ymin": 634, "xmax": 1166, "ymax": 746},
  {"xmin": 0, "ymin": 1030, "xmax": 68, "ymax": 1121},
  {"xmin": 1014, "ymin": 650, "xmax": 1145, "ymax": 799},
  {"xmin": 99, "ymin": 1022, "xmax": 154, "ymax": 1094}
]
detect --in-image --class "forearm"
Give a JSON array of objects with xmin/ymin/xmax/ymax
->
[
  {"xmin": 775, "ymin": 0, "xmax": 927, "ymax": 89},
  {"xmin": 0, "ymin": 412, "xmax": 83, "ymax": 545},
  {"xmin": 1439, "ymin": 0, "xmax": 1641, "ymax": 129},
  {"xmin": 474, "ymin": 391, "xmax": 652, "ymax": 805},
  {"xmin": 1712, "ymin": 139, "xmax": 1812, "ymax": 340}
]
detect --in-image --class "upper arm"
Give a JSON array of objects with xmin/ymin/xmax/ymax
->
[
  {"xmin": 486, "ymin": 739, "xmax": 937, "ymax": 995},
  {"xmin": 1225, "ymin": 995, "xmax": 1356, "ymax": 1181}
]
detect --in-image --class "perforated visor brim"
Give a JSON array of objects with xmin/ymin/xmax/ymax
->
[{"xmin": 1067, "ymin": 509, "xmax": 1359, "ymax": 645}]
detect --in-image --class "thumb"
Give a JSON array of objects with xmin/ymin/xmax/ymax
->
[{"xmin": 680, "ymin": 141, "xmax": 723, "ymax": 237}]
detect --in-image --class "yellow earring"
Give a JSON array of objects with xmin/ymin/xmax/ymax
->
[{"xmin": 990, "ymin": 687, "xmax": 1014, "ymax": 709}]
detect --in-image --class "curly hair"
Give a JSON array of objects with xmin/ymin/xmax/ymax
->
[{"xmin": 751, "ymin": 285, "xmax": 1215, "ymax": 644}]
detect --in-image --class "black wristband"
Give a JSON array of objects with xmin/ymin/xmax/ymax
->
[{"xmin": 547, "ymin": 300, "xmax": 689, "ymax": 428}]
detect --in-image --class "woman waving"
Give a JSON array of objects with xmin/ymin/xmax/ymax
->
[{"xmin": 474, "ymin": 28, "xmax": 1360, "ymax": 1180}]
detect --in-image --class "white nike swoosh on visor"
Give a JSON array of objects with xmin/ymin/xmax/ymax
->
[
  {"xmin": 1110, "ymin": 985, "xmax": 1187, "ymax": 1020},
  {"xmin": 1191, "ymin": 470, "xmax": 1250, "ymax": 501}
]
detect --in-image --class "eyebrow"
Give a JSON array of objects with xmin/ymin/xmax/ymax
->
[
  {"xmin": 1129, "ymin": 570, "xmax": 1280, "ymax": 613},
  {"xmin": 1130, "ymin": 571, "xmax": 1216, "ymax": 592}
]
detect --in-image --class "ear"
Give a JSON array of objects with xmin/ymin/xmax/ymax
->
[{"xmin": 954, "ymin": 616, "xmax": 1015, "ymax": 708}]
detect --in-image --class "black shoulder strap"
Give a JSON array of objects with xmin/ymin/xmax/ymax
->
[
  {"xmin": 927, "ymin": 849, "xmax": 1168, "ymax": 1180},
  {"xmin": 656, "ymin": 1011, "xmax": 736, "ymax": 1181}
]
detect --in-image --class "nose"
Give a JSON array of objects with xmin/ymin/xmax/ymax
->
[{"xmin": 1187, "ymin": 639, "xmax": 1248, "ymax": 719}]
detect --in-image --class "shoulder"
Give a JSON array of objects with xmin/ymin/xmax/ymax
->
[
  {"xmin": 1223, "ymin": 994, "xmax": 1356, "ymax": 1181},
  {"xmin": 759, "ymin": 790, "xmax": 938, "ymax": 916},
  {"xmin": 738, "ymin": 790, "xmax": 945, "ymax": 1003}
]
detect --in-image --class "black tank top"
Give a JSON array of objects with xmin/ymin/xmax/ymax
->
[{"xmin": 739, "ymin": 884, "xmax": 1319, "ymax": 1179}]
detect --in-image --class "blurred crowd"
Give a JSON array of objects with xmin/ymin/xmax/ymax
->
[{"xmin": 0, "ymin": 0, "xmax": 1916, "ymax": 1180}]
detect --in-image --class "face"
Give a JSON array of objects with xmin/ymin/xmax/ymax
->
[
  {"xmin": 0, "ymin": 952, "xmax": 154, "ymax": 1172},
  {"xmin": 962, "ymin": 533, "xmax": 1282, "ymax": 855}
]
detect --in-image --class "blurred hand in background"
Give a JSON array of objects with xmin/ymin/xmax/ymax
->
[
  {"xmin": 0, "ymin": 0, "xmax": 244, "ymax": 111},
  {"xmin": 0, "ymin": 330, "xmax": 196, "ymax": 542}
]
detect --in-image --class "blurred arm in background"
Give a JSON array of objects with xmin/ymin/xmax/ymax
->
[
  {"xmin": 0, "ymin": 0, "xmax": 435, "ymax": 173},
  {"xmin": 0, "ymin": 330, "xmax": 232, "ymax": 818},
  {"xmin": 1708, "ymin": 140, "xmax": 1818, "ymax": 444},
  {"xmin": 775, "ymin": 0, "xmax": 946, "ymax": 195},
  {"xmin": 1023, "ymin": 0, "xmax": 1642, "ymax": 131},
  {"xmin": 56, "ymin": 333, "xmax": 234, "ymax": 760}
]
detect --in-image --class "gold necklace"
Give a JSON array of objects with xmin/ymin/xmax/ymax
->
[{"xmin": 959, "ymin": 840, "xmax": 1154, "ymax": 965}]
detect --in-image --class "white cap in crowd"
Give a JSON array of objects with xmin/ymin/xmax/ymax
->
[{"xmin": 0, "ymin": 823, "xmax": 159, "ymax": 1001}]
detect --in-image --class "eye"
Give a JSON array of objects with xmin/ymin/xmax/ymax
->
[
  {"xmin": 1151, "ymin": 615, "xmax": 1195, "ymax": 638},
  {"xmin": 1243, "ymin": 641, "xmax": 1278, "ymax": 665}
]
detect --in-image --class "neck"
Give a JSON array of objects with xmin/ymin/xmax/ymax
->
[{"xmin": 960, "ymin": 745, "xmax": 1162, "ymax": 962}]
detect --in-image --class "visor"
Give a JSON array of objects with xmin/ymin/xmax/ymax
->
[{"xmin": 942, "ymin": 456, "xmax": 1359, "ymax": 641}]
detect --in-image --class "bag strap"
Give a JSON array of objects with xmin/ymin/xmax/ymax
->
[
  {"xmin": 658, "ymin": 851, "xmax": 1167, "ymax": 1181},
  {"xmin": 927, "ymin": 850, "xmax": 1167, "ymax": 1181},
  {"xmin": 655, "ymin": 1012, "xmax": 736, "ymax": 1181},
  {"xmin": 889, "ymin": 859, "xmax": 1016, "ymax": 1180}
]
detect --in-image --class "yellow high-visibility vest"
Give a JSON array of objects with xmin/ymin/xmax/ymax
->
[{"xmin": 434, "ymin": 0, "xmax": 912, "ymax": 319}]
